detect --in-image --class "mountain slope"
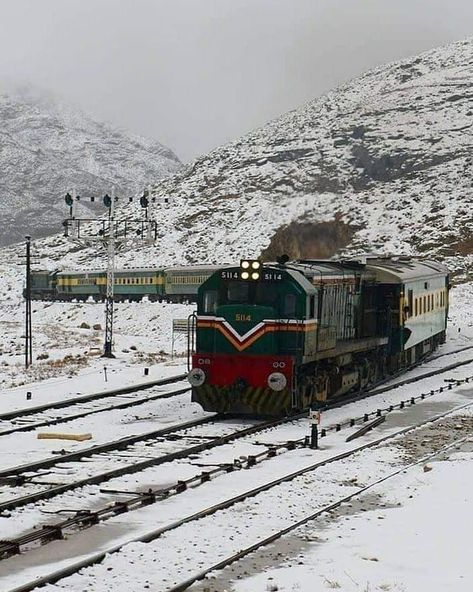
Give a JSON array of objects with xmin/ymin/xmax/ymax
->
[
  {"xmin": 146, "ymin": 38, "xmax": 473, "ymax": 272},
  {"xmin": 4, "ymin": 39, "xmax": 473, "ymax": 276},
  {"xmin": 0, "ymin": 85, "xmax": 180, "ymax": 245}
]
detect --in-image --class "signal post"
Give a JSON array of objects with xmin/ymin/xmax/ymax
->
[{"xmin": 63, "ymin": 188, "xmax": 157, "ymax": 358}]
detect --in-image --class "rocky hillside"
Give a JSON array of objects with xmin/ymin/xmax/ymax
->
[
  {"xmin": 143, "ymin": 37, "xmax": 473, "ymax": 275},
  {"xmin": 3, "ymin": 39, "xmax": 473, "ymax": 277},
  {"xmin": 0, "ymin": 85, "xmax": 180, "ymax": 245}
]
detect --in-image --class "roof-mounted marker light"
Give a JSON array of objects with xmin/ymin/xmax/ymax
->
[{"xmin": 240, "ymin": 259, "xmax": 261, "ymax": 280}]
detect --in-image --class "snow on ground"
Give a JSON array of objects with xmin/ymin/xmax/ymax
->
[
  {"xmin": 20, "ymin": 405, "xmax": 470, "ymax": 592},
  {"xmin": 0, "ymin": 276, "xmax": 472, "ymax": 591},
  {"xmin": 0, "ymin": 260, "xmax": 194, "ymax": 389},
  {"xmin": 230, "ymin": 445, "xmax": 473, "ymax": 592}
]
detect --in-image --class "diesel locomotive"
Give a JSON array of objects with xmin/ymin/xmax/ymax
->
[{"xmin": 188, "ymin": 257, "xmax": 449, "ymax": 415}]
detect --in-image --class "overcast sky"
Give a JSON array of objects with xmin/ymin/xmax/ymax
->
[{"xmin": 1, "ymin": 0, "xmax": 473, "ymax": 161}]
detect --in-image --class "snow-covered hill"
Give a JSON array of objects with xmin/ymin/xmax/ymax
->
[
  {"xmin": 4, "ymin": 38, "xmax": 473, "ymax": 276},
  {"xmin": 0, "ymin": 85, "xmax": 180, "ymax": 245},
  {"xmin": 141, "ymin": 37, "xmax": 473, "ymax": 275}
]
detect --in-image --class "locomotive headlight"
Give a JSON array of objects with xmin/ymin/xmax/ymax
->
[
  {"xmin": 240, "ymin": 259, "xmax": 261, "ymax": 280},
  {"xmin": 267, "ymin": 372, "xmax": 287, "ymax": 392},
  {"xmin": 187, "ymin": 368, "xmax": 206, "ymax": 387}
]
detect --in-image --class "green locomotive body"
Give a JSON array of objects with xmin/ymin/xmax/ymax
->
[
  {"xmin": 30, "ymin": 270, "xmax": 59, "ymax": 300},
  {"xmin": 189, "ymin": 258, "xmax": 449, "ymax": 416}
]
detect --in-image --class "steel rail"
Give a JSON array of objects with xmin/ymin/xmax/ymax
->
[
  {"xmin": 0, "ymin": 413, "xmax": 303, "ymax": 513},
  {"xmin": 0, "ymin": 440, "xmax": 300, "ymax": 559},
  {"xmin": 0, "ymin": 413, "xmax": 216, "ymax": 480},
  {"xmin": 6, "ymin": 399, "xmax": 472, "ymax": 592},
  {"xmin": 429, "ymin": 343, "xmax": 473, "ymax": 359},
  {"xmin": 2, "ymin": 362, "xmax": 472, "ymax": 521},
  {"xmin": 168, "ymin": 432, "xmax": 472, "ymax": 592},
  {"xmin": 3, "ymin": 369, "xmax": 470, "ymax": 558},
  {"xmin": 322, "ymin": 355, "xmax": 473, "ymax": 410},
  {"xmin": 368, "ymin": 355, "xmax": 473, "ymax": 395},
  {"xmin": 0, "ymin": 373, "xmax": 187, "ymax": 422},
  {"xmin": 0, "ymin": 386, "xmax": 191, "ymax": 438}
]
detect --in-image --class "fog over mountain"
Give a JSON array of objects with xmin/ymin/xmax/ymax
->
[
  {"xmin": 3, "ymin": 39, "xmax": 473, "ymax": 280},
  {"xmin": 2, "ymin": 1, "xmax": 473, "ymax": 160},
  {"xmin": 0, "ymin": 85, "xmax": 180, "ymax": 246}
]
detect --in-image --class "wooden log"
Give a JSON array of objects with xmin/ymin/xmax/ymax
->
[{"xmin": 37, "ymin": 432, "xmax": 92, "ymax": 442}]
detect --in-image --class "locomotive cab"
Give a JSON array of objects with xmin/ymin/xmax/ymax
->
[{"xmin": 190, "ymin": 263, "xmax": 316, "ymax": 415}]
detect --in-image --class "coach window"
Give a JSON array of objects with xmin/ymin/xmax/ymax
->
[
  {"xmin": 284, "ymin": 294, "xmax": 297, "ymax": 317},
  {"xmin": 407, "ymin": 290, "xmax": 413, "ymax": 318},
  {"xmin": 203, "ymin": 290, "xmax": 218, "ymax": 314}
]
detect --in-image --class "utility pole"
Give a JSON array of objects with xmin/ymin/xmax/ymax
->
[
  {"xmin": 62, "ymin": 187, "xmax": 158, "ymax": 358},
  {"xmin": 104, "ymin": 188, "xmax": 116, "ymax": 357},
  {"xmin": 24, "ymin": 236, "xmax": 33, "ymax": 368}
]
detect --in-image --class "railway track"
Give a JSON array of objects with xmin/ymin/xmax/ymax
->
[
  {"xmin": 1, "ymin": 364, "xmax": 472, "ymax": 576},
  {"xmin": 1, "ymin": 352, "xmax": 472, "ymax": 521},
  {"xmin": 0, "ymin": 343, "xmax": 468, "ymax": 440},
  {"xmin": 3, "ymin": 389, "xmax": 471, "ymax": 592},
  {"xmin": 169, "ymin": 424, "xmax": 472, "ymax": 592},
  {"xmin": 0, "ymin": 372, "xmax": 187, "ymax": 430},
  {"xmin": 0, "ymin": 355, "xmax": 465, "ymax": 516},
  {"xmin": 322, "ymin": 351, "xmax": 473, "ymax": 410},
  {"xmin": 1, "ymin": 349, "xmax": 472, "ymax": 589},
  {"xmin": 0, "ymin": 410, "xmax": 307, "ymax": 514},
  {"xmin": 0, "ymin": 383, "xmax": 190, "ymax": 438}
]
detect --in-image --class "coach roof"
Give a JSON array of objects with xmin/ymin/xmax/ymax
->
[{"xmin": 364, "ymin": 258, "xmax": 448, "ymax": 283}]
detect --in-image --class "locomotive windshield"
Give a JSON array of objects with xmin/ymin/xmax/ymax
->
[
  {"xmin": 202, "ymin": 278, "xmax": 299, "ymax": 317},
  {"xmin": 224, "ymin": 280, "xmax": 280, "ymax": 306}
]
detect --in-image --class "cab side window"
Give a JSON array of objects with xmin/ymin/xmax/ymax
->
[
  {"xmin": 203, "ymin": 291, "xmax": 218, "ymax": 314},
  {"xmin": 309, "ymin": 295, "xmax": 315, "ymax": 318},
  {"xmin": 284, "ymin": 294, "xmax": 297, "ymax": 317}
]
